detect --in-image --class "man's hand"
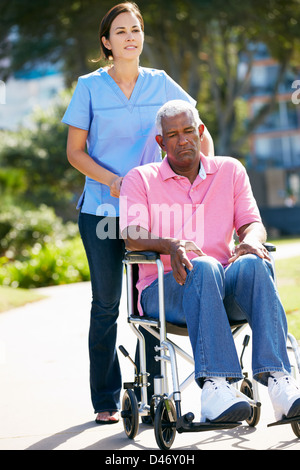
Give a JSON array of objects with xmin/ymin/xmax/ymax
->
[
  {"xmin": 170, "ymin": 240, "xmax": 206, "ymax": 285},
  {"xmin": 121, "ymin": 226, "xmax": 206, "ymax": 285},
  {"xmin": 228, "ymin": 222, "xmax": 271, "ymax": 264},
  {"xmin": 228, "ymin": 239, "xmax": 271, "ymax": 263}
]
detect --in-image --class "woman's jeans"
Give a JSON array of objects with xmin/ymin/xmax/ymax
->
[
  {"xmin": 79, "ymin": 212, "xmax": 125, "ymax": 413},
  {"xmin": 141, "ymin": 254, "xmax": 291, "ymax": 387}
]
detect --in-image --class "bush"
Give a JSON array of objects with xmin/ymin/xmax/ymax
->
[
  {"xmin": 0, "ymin": 203, "xmax": 77, "ymax": 259},
  {"xmin": 0, "ymin": 236, "xmax": 89, "ymax": 288},
  {"xmin": 0, "ymin": 203, "xmax": 89, "ymax": 288},
  {"xmin": 0, "ymin": 89, "xmax": 89, "ymax": 288},
  {"xmin": 0, "ymin": 88, "xmax": 84, "ymax": 222}
]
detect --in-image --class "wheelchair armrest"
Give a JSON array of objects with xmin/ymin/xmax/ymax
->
[
  {"xmin": 263, "ymin": 242, "xmax": 276, "ymax": 252},
  {"xmin": 124, "ymin": 244, "xmax": 276, "ymax": 264},
  {"xmin": 124, "ymin": 250, "xmax": 160, "ymax": 263}
]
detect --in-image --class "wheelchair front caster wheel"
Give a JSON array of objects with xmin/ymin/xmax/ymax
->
[
  {"xmin": 240, "ymin": 378, "xmax": 261, "ymax": 427},
  {"xmin": 291, "ymin": 420, "xmax": 300, "ymax": 438},
  {"xmin": 154, "ymin": 398, "xmax": 177, "ymax": 450},
  {"xmin": 121, "ymin": 389, "xmax": 139, "ymax": 439}
]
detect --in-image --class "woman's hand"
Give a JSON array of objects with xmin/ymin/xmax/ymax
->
[{"xmin": 110, "ymin": 176, "xmax": 124, "ymax": 198}]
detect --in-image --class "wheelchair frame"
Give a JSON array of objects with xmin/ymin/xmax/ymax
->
[{"xmin": 119, "ymin": 245, "xmax": 300, "ymax": 450}]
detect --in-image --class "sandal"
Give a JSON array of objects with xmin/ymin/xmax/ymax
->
[{"xmin": 95, "ymin": 411, "xmax": 119, "ymax": 425}]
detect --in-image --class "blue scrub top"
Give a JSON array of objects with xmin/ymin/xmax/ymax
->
[{"xmin": 62, "ymin": 66, "xmax": 196, "ymax": 216}]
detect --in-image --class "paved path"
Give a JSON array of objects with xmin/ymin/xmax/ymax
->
[
  {"xmin": 0, "ymin": 244, "xmax": 299, "ymax": 451},
  {"xmin": 271, "ymin": 241, "xmax": 300, "ymax": 259}
]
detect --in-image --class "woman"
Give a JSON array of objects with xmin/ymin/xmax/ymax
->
[{"xmin": 62, "ymin": 2, "xmax": 214, "ymax": 424}]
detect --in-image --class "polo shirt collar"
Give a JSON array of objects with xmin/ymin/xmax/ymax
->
[
  {"xmin": 200, "ymin": 154, "xmax": 218, "ymax": 175},
  {"xmin": 160, "ymin": 153, "xmax": 218, "ymax": 182}
]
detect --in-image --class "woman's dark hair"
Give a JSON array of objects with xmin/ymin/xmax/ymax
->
[{"xmin": 98, "ymin": 2, "xmax": 144, "ymax": 60}]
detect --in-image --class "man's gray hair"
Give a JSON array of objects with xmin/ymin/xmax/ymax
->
[{"xmin": 155, "ymin": 99, "xmax": 202, "ymax": 135}]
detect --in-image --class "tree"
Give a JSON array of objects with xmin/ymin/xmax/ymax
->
[
  {"xmin": 140, "ymin": 0, "xmax": 300, "ymax": 155},
  {"xmin": 0, "ymin": 0, "xmax": 113, "ymax": 83},
  {"xmin": 0, "ymin": 89, "xmax": 84, "ymax": 220},
  {"xmin": 1, "ymin": 0, "xmax": 300, "ymax": 156}
]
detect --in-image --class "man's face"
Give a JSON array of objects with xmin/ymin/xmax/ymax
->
[{"xmin": 156, "ymin": 111, "xmax": 204, "ymax": 176}]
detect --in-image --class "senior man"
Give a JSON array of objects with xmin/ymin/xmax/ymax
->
[{"xmin": 119, "ymin": 100, "xmax": 300, "ymax": 424}]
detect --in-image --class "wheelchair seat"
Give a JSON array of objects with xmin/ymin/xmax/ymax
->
[{"xmin": 124, "ymin": 249, "xmax": 248, "ymax": 335}]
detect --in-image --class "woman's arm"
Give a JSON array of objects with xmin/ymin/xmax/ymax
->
[
  {"xmin": 202, "ymin": 126, "xmax": 214, "ymax": 156},
  {"xmin": 66, "ymin": 125, "xmax": 123, "ymax": 197}
]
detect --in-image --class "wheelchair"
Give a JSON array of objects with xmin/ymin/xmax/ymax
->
[{"xmin": 119, "ymin": 244, "xmax": 300, "ymax": 450}]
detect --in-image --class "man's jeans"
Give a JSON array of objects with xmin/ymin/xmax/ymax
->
[{"xmin": 141, "ymin": 254, "xmax": 291, "ymax": 387}]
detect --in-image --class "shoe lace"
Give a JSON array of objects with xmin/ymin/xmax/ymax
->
[
  {"xmin": 208, "ymin": 379, "xmax": 236, "ymax": 403},
  {"xmin": 271, "ymin": 375, "xmax": 300, "ymax": 397}
]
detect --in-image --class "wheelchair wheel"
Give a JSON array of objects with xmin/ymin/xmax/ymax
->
[
  {"xmin": 122, "ymin": 389, "xmax": 139, "ymax": 439},
  {"xmin": 240, "ymin": 378, "xmax": 261, "ymax": 427},
  {"xmin": 154, "ymin": 398, "xmax": 177, "ymax": 450},
  {"xmin": 291, "ymin": 420, "xmax": 300, "ymax": 438},
  {"xmin": 150, "ymin": 395, "xmax": 161, "ymax": 423}
]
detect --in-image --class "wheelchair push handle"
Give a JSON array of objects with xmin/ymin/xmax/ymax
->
[{"xmin": 263, "ymin": 243, "xmax": 276, "ymax": 252}]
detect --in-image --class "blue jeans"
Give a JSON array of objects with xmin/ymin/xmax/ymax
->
[
  {"xmin": 141, "ymin": 255, "xmax": 291, "ymax": 387},
  {"xmin": 78, "ymin": 212, "xmax": 124, "ymax": 413},
  {"xmin": 78, "ymin": 212, "xmax": 160, "ymax": 413}
]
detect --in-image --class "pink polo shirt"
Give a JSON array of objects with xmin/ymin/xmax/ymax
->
[{"xmin": 120, "ymin": 154, "xmax": 261, "ymax": 312}]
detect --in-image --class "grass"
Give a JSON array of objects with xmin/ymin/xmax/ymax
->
[
  {"xmin": 275, "ymin": 255, "xmax": 300, "ymax": 340},
  {"xmin": 269, "ymin": 236, "xmax": 300, "ymax": 245},
  {"xmin": 0, "ymin": 285, "xmax": 46, "ymax": 313},
  {"xmin": 0, "ymin": 239, "xmax": 299, "ymax": 340}
]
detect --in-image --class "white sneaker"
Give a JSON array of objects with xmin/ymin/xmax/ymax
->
[
  {"xmin": 201, "ymin": 378, "xmax": 251, "ymax": 423},
  {"xmin": 268, "ymin": 374, "xmax": 300, "ymax": 422}
]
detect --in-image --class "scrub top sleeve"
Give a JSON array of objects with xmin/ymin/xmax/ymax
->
[
  {"xmin": 164, "ymin": 72, "xmax": 197, "ymax": 107},
  {"xmin": 61, "ymin": 77, "xmax": 92, "ymax": 131}
]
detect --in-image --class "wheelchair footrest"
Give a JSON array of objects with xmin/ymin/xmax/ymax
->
[
  {"xmin": 176, "ymin": 416, "xmax": 241, "ymax": 434},
  {"xmin": 267, "ymin": 415, "xmax": 300, "ymax": 428}
]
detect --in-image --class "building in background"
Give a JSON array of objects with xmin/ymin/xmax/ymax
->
[
  {"xmin": 0, "ymin": 63, "xmax": 64, "ymax": 131},
  {"xmin": 243, "ymin": 44, "xmax": 300, "ymax": 235}
]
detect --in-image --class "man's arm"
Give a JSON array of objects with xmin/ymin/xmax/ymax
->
[
  {"xmin": 228, "ymin": 222, "xmax": 271, "ymax": 263},
  {"xmin": 122, "ymin": 226, "xmax": 205, "ymax": 285}
]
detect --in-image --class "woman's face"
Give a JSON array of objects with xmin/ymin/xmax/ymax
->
[{"xmin": 102, "ymin": 12, "xmax": 144, "ymax": 61}]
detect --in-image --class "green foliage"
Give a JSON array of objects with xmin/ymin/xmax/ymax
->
[
  {"xmin": 0, "ymin": 88, "xmax": 84, "ymax": 221},
  {"xmin": 276, "ymin": 255, "xmax": 300, "ymax": 340},
  {"xmin": 0, "ymin": 167, "xmax": 28, "ymax": 195},
  {"xmin": 276, "ymin": 256, "xmax": 300, "ymax": 313},
  {"xmin": 0, "ymin": 236, "xmax": 89, "ymax": 289},
  {"xmin": 1, "ymin": 0, "xmax": 299, "ymax": 290},
  {"xmin": 0, "ymin": 203, "xmax": 77, "ymax": 259},
  {"xmin": 1, "ymin": 0, "xmax": 299, "ymax": 157},
  {"xmin": 0, "ymin": 203, "xmax": 89, "ymax": 288},
  {"xmin": 0, "ymin": 88, "xmax": 89, "ymax": 289}
]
